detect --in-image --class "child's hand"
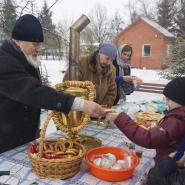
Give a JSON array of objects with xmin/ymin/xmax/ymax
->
[
  {"xmin": 168, "ymin": 152, "xmax": 176, "ymax": 158},
  {"xmin": 105, "ymin": 113, "xmax": 120, "ymax": 123}
]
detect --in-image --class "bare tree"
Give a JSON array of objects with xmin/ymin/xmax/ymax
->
[
  {"xmin": 127, "ymin": 0, "xmax": 140, "ymax": 23},
  {"xmin": 138, "ymin": 0, "xmax": 156, "ymax": 20},
  {"xmin": 109, "ymin": 12, "xmax": 124, "ymax": 36},
  {"xmin": 15, "ymin": 0, "xmax": 61, "ymax": 18},
  {"xmin": 56, "ymin": 18, "xmax": 73, "ymax": 59},
  {"xmin": 19, "ymin": 1, "xmax": 34, "ymax": 15},
  {"xmin": 127, "ymin": 0, "xmax": 158, "ymax": 23},
  {"xmin": 15, "ymin": 0, "xmax": 37, "ymax": 16},
  {"xmin": 88, "ymin": 4, "xmax": 110, "ymax": 43},
  {"xmin": 0, "ymin": 0, "xmax": 17, "ymax": 38},
  {"xmin": 81, "ymin": 26, "xmax": 97, "ymax": 53}
]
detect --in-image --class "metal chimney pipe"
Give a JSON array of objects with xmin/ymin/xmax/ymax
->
[{"xmin": 69, "ymin": 14, "xmax": 90, "ymax": 80}]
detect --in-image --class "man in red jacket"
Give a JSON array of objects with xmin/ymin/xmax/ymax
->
[{"xmin": 106, "ymin": 77, "xmax": 185, "ymax": 160}]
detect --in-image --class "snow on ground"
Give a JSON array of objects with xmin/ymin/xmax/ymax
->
[
  {"xmin": 41, "ymin": 60, "xmax": 169, "ymax": 86},
  {"xmin": 127, "ymin": 91, "xmax": 164, "ymax": 103},
  {"xmin": 40, "ymin": 60, "xmax": 68, "ymax": 86},
  {"xmin": 131, "ymin": 68, "xmax": 169, "ymax": 84},
  {"xmin": 40, "ymin": 60, "xmax": 168, "ymax": 134},
  {"xmin": 128, "ymin": 68, "xmax": 169, "ymax": 103}
]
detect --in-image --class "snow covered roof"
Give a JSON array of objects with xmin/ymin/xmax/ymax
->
[
  {"xmin": 141, "ymin": 17, "xmax": 175, "ymax": 38},
  {"xmin": 116, "ymin": 17, "xmax": 175, "ymax": 40}
]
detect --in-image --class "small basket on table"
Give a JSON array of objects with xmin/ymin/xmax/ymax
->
[
  {"xmin": 135, "ymin": 111, "xmax": 161, "ymax": 129},
  {"xmin": 28, "ymin": 112, "xmax": 86, "ymax": 179}
]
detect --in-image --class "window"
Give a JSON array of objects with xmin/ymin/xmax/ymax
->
[{"xmin": 142, "ymin": 44, "xmax": 151, "ymax": 57}]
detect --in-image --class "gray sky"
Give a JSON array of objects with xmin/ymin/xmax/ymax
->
[
  {"xmin": 51, "ymin": 0, "xmax": 128, "ymax": 21},
  {"xmin": 38, "ymin": 0, "xmax": 150, "ymax": 25},
  {"xmin": 48, "ymin": 0, "xmax": 158, "ymax": 25},
  {"xmin": 16, "ymin": 0, "xmax": 158, "ymax": 25}
]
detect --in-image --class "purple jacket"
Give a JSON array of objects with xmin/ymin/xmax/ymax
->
[{"xmin": 114, "ymin": 106, "xmax": 185, "ymax": 160}]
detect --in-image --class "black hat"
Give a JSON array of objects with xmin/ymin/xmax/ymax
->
[
  {"xmin": 163, "ymin": 77, "xmax": 185, "ymax": 105},
  {"xmin": 12, "ymin": 14, "xmax": 43, "ymax": 42}
]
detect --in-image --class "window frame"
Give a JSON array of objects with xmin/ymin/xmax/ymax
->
[{"xmin": 142, "ymin": 44, "xmax": 152, "ymax": 57}]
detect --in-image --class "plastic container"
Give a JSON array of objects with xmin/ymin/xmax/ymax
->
[{"xmin": 85, "ymin": 146, "xmax": 139, "ymax": 182}]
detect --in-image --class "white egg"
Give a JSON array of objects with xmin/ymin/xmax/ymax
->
[
  {"xmin": 100, "ymin": 158, "xmax": 112, "ymax": 168},
  {"xmin": 103, "ymin": 153, "xmax": 116, "ymax": 165},
  {"xmin": 125, "ymin": 156, "xmax": 132, "ymax": 168},
  {"xmin": 117, "ymin": 160, "xmax": 127, "ymax": 168},
  {"xmin": 93, "ymin": 158, "xmax": 102, "ymax": 166},
  {"xmin": 111, "ymin": 163, "xmax": 123, "ymax": 170}
]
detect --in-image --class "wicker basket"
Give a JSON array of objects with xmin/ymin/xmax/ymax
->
[
  {"xmin": 135, "ymin": 111, "xmax": 161, "ymax": 129},
  {"xmin": 28, "ymin": 112, "xmax": 86, "ymax": 179}
]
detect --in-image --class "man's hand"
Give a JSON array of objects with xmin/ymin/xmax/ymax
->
[{"xmin": 83, "ymin": 100, "xmax": 105, "ymax": 118}]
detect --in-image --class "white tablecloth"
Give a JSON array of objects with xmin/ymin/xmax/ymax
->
[{"xmin": 0, "ymin": 124, "xmax": 155, "ymax": 185}]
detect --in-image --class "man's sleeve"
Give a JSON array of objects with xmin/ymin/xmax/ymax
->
[{"xmin": 0, "ymin": 60, "xmax": 75, "ymax": 114}]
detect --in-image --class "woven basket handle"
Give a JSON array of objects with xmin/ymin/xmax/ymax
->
[{"xmin": 38, "ymin": 111, "xmax": 55, "ymax": 158}]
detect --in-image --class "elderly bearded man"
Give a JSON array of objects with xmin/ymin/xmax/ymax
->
[{"xmin": 0, "ymin": 14, "xmax": 105, "ymax": 153}]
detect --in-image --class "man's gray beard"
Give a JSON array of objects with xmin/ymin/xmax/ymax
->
[{"xmin": 25, "ymin": 54, "xmax": 41, "ymax": 69}]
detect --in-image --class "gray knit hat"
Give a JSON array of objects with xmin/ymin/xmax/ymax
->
[{"xmin": 98, "ymin": 42, "xmax": 117, "ymax": 61}]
